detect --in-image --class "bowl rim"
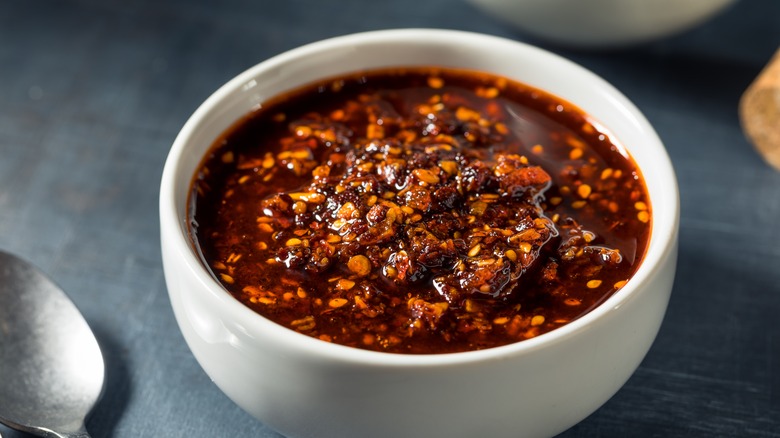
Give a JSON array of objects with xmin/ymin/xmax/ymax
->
[{"xmin": 160, "ymin": 28, "xmax": 679, "ymax": 368}]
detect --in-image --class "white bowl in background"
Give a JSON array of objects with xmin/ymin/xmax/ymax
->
[
  {"xmin": 160, "ymin": 29, "xmax": 679, "ymax": 438},
  {"xmin": 467, "ymin": 0, "xmax": 737, "ymax": 48}
]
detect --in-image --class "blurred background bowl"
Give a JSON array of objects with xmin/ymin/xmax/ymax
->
[{"xmin": 467, "ymin": 0, "xmax": 737, "ymax": 48}]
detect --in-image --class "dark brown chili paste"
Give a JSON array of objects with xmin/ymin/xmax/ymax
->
[{"xmin": 189, "ymin": 68, "xmax": 651, "ymax": 354}]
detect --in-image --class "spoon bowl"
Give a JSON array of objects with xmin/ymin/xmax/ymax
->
[{"xmin": 0, "ymin": 251, "xmax": 104, "ymax": 438}]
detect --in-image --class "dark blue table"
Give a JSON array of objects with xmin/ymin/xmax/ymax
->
[{"xmin": 1, "ymin": 0, "xmax": 778, "ymax": 436}]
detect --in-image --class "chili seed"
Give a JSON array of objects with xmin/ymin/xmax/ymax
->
[
  {"xmin": 329, "ymin": 298, "xmax": 349, "ymax": 308},
  {"xmin": 336, "ymin": 279, "xmax": 356, "ymax": 290},
  {"xmin": 587, "ymin": 279, "xmax": 602, "ymax": 288},
  {"xmin": 295, "ymin": 126, "xmax": 312, "ymax": 137},
  {"xmin": 438, "ymin": 160, "xmax": 458, "ymax": 175},
  {"xmin": 291, "ymin": 316, "xmax": 315, "ymax": 331},
  {"xmin": 292, "ymin": 201, "xmax": 307, "ymax": 214},
  {"xmin": 480, "ymin": 86, "xmax": 499, "ymax": 98},
  {"xmin": 413, "ymin": 168, "xmax": 440, "ymax": 185},
  {"xmin": 464, "ymin": 299, "xmax": 478, "ymax": 313},
  {"xmin": 348, "ymin": 255, "xmax": 371, "ymax": 277},
  {"xmin": 262, "ymin": 154, "xmax": 275, "ymax": 169},
  {"xmin": 514, "ymin": 229, "xmax": 541, "ymax": 241},
  {"xmin": 577, "ymin": 184, "xmax": 592, "ymax": 199},
  {"xmin": 455, "ymin": 106, "xmax": 480, "ymax": 122},
  {"xmin": 337, "ymin": 202, "xmax": 358, "ymax": 219},
  {"xmin": 533, "ymin": 218, "xmax": 549, "ymax": 229},
  {"xmin": 289, "ymin": 192, "xmax": 325, "ymax": 203},
  {"xmin": 367, "ymin": 124, "xmax": 384, "ymax": 139},
  {"xmin": 470, "ymin": 201, "xmax": 488, "ymax": 216},
  {"xmin": 428, "ymin": 77, "xmax": 444, "ymax": 88}
]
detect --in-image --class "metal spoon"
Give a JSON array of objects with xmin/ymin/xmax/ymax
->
[{"xmin": 0, "ymin": 251, "xmax": 104, "ymax": 438}]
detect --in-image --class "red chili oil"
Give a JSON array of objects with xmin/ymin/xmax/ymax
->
[{"xmin": 189, "ymin": 67, "xmax": 651, "ymax": 354}]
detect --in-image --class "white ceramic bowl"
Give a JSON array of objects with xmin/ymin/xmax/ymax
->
[
  {"xmin": 467, "ymin": 0, "xmax": 736, "ymax": 48},
  {"xmin": 160, "ymin": 29, "xmax": 679, "ymax": 438}
]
